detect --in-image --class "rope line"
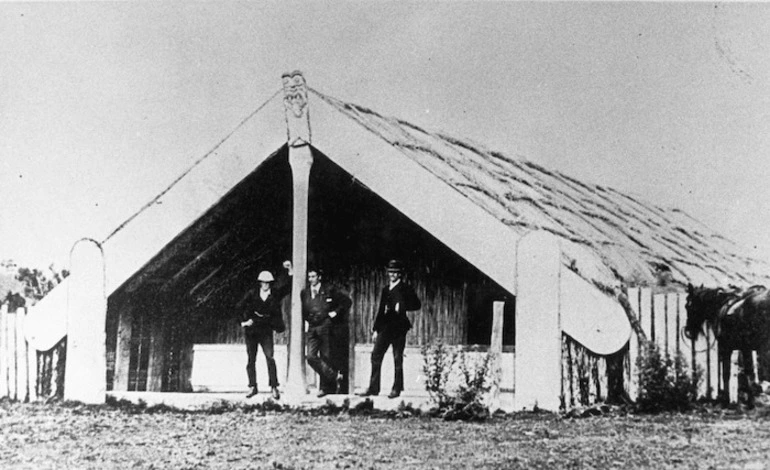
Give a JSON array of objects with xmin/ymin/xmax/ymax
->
[{"xmin": 102, "ymin": 88, "xmax": 282, "ymax": 243}]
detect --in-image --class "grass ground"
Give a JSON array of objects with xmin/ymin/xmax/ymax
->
[{"xmin": 1, "ymin": 399, "xmax": 770, "ymax": 469}]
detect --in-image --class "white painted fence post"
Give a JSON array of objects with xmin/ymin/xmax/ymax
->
[
  {"xmin": 514, "ymin": 231, "xmax": 561, "ymax": 411},
  {"xmin": 676, "ymin": 294, "xmax": 693, "ymax": 377},
  {"xmin": 652, "ymin": 294, "xmax": 666, "ymax": 349},
  {"xmin": 728, "ymin": 351, "xmax": 739, "ymax": 403},
  {"xmin": 0, "ymin": 303, "xmax": 8, "ymax": 398},
  {"xmin": 15, "ymin": 309, "xmax": 28, "ymax": 401},
  {"xmin": 626, "ymin": 287, "xmax": 640, "ymax": 400},
  {"xmin": 665, "ymin": 294, "xmax": 677, "ymax": 357},
  {"xmin": 25, "ymin": 307, "xmax": 38, "ymax": 402},
  {"xmin": 7, "ymin": 311, "xmax": 17, "ymax": 400},
  {"xmin": 64, "ymin": 238, "xmax": 107, "ymax": 404},
  {"xmin": 694, "ymin": 326, "xmax": 709, "ymax": 399}
]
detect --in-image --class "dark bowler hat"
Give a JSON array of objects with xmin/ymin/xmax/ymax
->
[{"xmin": 386, "ymin": 259, "xmax": 405, "ymax": 272}]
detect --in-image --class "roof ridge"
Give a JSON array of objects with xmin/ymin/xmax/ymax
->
[{"xmin": 102, "ymin": 88, "xmax": 282, "ymax": 243}]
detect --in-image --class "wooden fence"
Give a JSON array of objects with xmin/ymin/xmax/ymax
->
[
  {"xmin": 0, "ymin": 304, "xmax": 65, "ymax": 402},
  {"xmin": 562, "ymin": 335, "xmax": 609, "ymax": 408},
  {"xmin": 625, "ymin": 287, "xmax": 733, "ymax": 401},
  {"xmin": 561, "ymin": 286, "xmax": 736, "ymax": 408}
]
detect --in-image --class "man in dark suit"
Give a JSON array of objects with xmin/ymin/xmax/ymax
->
[
  {"xmin": 360, "ymin": 259, "xmax": 422, "ymax": 398},
  {"xmin": 239, "ymin": 268, "xmax": 290, "ymax": 400},
  {"xmin": 301, "ymin": 267, "xmax": 352, "ymax": 398}
]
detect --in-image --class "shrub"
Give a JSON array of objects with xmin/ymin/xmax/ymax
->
[
  {"xmin": 455, "ymin": 350, "xmax": 495, "ymax": 406},
  {"xmin": 636, "ymin": 343, "xmax": 701, "ymax": 413},
  {"xmin": 421, "ymin": 341, "xmax": 497, "ymax": 421},
  {"xmin": 421, "ymin": 341, "xmax": 457, "ymax": 409}
]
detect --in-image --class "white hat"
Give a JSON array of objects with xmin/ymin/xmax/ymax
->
[{"xmin": 257, "ymin": 271, "xmax": 275, "ymax": 282}]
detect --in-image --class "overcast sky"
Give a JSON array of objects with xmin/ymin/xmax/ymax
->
[{"xmin": 1, "ymin": 2, "xmax": 769, "ymax": 273}]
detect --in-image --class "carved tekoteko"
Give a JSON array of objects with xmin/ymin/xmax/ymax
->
[{"xmin": 282, "ymin": 70, "xmax": 311, "ymax": 146}]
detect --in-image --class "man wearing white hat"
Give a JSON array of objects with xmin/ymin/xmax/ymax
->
[{"xmin": 239, "ymin": 269, "xmax": 288, "ymax": 399}]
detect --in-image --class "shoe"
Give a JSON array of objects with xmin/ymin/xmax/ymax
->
[
  {"xmin": 388, "ymin": 390, "xmax": 401, "ymax": 399},
  {"xmin": 357, "ymin": 390, "xmax": 378, "ymax": 397},
  {"xmin": 246, "ymin": 386, "xmax": 258, "ymax": 398},
  {"xmin": 317, "ymin": 390, "xmax": 329, "ymax": 398},
  {"xmin": 271, "ymin": 387, "xmax": 281, "ymax": 400}
]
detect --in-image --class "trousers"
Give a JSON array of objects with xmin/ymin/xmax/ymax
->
[
  {"xmin": 307, "ymin": 321, "xmax": 338, "ymax": 392},
  {"xmin": 367, "ymin": 328, "xmax": 406, "ymax": 394},
  {"xmin": 245, "ymin": 328, "xmax": 278, "ymax": 388}
]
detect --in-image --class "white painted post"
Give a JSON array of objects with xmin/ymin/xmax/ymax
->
[
  {"xmin": 653, "ymin": 294, "xmax": 667, "ymax": 350},
  {"xmin": 283, "ymin": 70, "xmax": 312, "ymax": 396},
  {"xmin": 15, "ymin": 310, "xmax": 28, "ymax": 401},
  {"xmin": 694, "ymin": 325, "xmax": 709, "ymax": 399},
  {"xmin": 677, "ymin": 294, "xmax": 692, "ymax": 374},
  {"xmin": 0, "ymin": 303, "xmax": 8, "ymax": 398},
  {"xmin": 488, "ymin": 301, "xmax": 504, "ymax": 410},
  {"xmin": 626, "ymin": 287, "xmax": 640, "ymax": 400},
  {"xmin": 64, "ymin": 238, "xmax": 107, "ymax": 404},
  {"xmin": 25, "ymin": 307, "xmax": 38, "ymax": 402},
  {"xmin": 639, "ymin": 288, "xmax": 653, "ymax": 342},
  {"xmin": 666, "ymin": 294, "xmax": 679, "ymax": 357},
  {"xmin": 514, "ymin": 231, "xmax": 562, "ymax": 411},
  {"xmin": 7, "ymin": 312, "xmax": 17, "ymax": 400},
  {"xmin": 729, "ymin": 351, "xmax": 739, "ymax": 403}
]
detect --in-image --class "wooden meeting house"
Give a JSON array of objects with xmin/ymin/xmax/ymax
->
[{"xmin": 24, "ymin": 72, "xmax": 770, "ymax": 410}]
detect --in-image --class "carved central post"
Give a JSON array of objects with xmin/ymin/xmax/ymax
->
[{"xmin": 283, "ymin": 71, "xmax": 311, "ymax": 395}]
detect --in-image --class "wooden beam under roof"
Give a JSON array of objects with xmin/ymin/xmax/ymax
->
[
  {"xmin": 119, "ymin": 170, "xmax": 269, "ymax": 295},
  {"xmin": 159, "ymin": 232, "xmax": 233, "ymax": 294},
  {"xmin": 192, "ymin": 246, "xmax": 269, "ymax": 308},
  {"xmin": 189, "ymin": 266, "xmax": 222, "ymax": 297}
]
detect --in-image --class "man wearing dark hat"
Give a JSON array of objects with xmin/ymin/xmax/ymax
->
[{"xmin": 360, "ymin": 259, "xmax": 422, "ymax": 398}]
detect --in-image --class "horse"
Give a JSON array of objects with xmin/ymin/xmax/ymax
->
[{"xmin": 683, "ymin": 283, "xmax": 770, "ymax": 406}]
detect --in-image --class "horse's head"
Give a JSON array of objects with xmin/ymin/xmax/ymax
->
[
  {"xmin": 684, "ymin": 283, "xmax": 709, "ymax": 340},
  {"xmin": 684, "ymin": 283, "xmax": 735, "ymax": 340}
]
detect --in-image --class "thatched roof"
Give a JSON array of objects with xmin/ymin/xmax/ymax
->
[
  {"xmin": 27, "ymin": 78, "xmax": 769, "ymax": 356},
  {"xmin": 28, "ymin": 81, "xmax": 770, "ymax": 351},
  {"xmin": 312, "ymin": 89, "xmax": 770, "ymax": 290}
]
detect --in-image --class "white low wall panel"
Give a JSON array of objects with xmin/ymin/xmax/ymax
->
[{"xmin": 190, "ymin": 344, "xmax": 288, "ymax": 393}]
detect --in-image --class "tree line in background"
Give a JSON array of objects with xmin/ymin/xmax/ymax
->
[{"xmin": 1, "ymin": 259, "xmax": 69, "ymax": 305}]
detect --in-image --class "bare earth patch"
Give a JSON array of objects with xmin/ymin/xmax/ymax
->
[{"xmin": 1, "ymin": 400, "xmax": 770, "ymax": 469}]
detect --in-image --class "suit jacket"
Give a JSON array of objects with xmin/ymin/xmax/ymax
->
[
  {"xmin": 372, "ymin": 281, "xmax": 421, "ymax": 334},
  {"xmin": 300, "ymin": 283, "xmax": 352, "ymax": 327},
  {"xmin": 238, "ymin": 276, "xmax": 291, "ymax": 335}
]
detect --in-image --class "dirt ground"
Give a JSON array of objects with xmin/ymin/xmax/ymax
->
[{"xmin": 1, "ymin": 400, "xmax": 770, "ymax": 470}]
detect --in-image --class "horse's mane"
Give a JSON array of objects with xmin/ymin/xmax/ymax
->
[
  {"xmin": 692, "ymin": 287, "xmax": 737, "ymax": 308},
  {"xmin": 688, "ymin": 284, "xmax": 768, "ymax": 331}
]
